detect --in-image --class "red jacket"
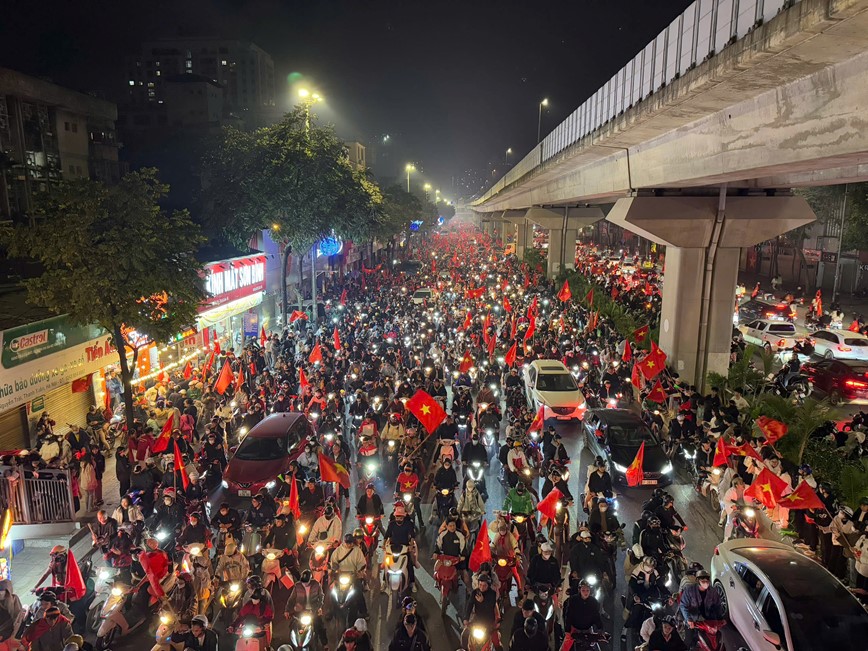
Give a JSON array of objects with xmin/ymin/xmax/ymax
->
[{"xmin": 232, "ymin": 600, "xmax": 274, "ymax": 629}]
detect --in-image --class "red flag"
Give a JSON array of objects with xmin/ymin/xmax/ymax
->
[
  {"xmin": 503, "ymin": 296, "xmax": 512, "ymax": 313},
  {"xmin": 201, "ymin": 350, "xmax": 215, "ymax": 379},
  {"xmin": 64, "ymin": 549, "xmax": 87, "ymax": 601},
  {"xmin": 214, "ymin": 360, "xmax": 234, "ymax": 395},
  {"xmin": 174, "ymin": 439, "xmax": 190, "ymax": 491},
  {"xmin": 777, "ymin": 480, "xmax": 825, "ymax": 510},
  {"xmin": 289, "ymin": 310, "xmax": 309, "ymax": 323},
  {"xmin": 557, "ymin": 280, "xmax": 572, "ymax": 302},
  {"xmin": 459, "ymin": 350, "xmax": 474, "ymax": 373},
  {"xmin": 527, "ymin": 296, "xmax": 538, "ymax": 319},
  {"xmin": 482, "ymin": 313, "xmax": 492, "ymax": 344},
  {"xmin": 537, "ymin": 488, "xmax": 564, "ymax": 522},
  {"xmin": 140, "ymin": 550, "xmax": 166, "ymax": 599},
  {"xmin": 584, "ymin": 288, "xmax": 594, "ymax": 306},
  {"xmin": 152, "ymin": 417, "xmax": 174, "ymax": 454},
  {"xmin": 558, "ymin": 315, "xmax": 565, "ymax": 333},
  {"xmin": 528, "ymin": 405, "xmax": 545, "ymax": 433},
  {"xmin": 340, "ymin": 288, "xmax": 348, "ymax": 306},
  {"xmin": 611, "ymin": 286, "xmax": 619, "ymax": 299},
  {"xmin": 299, "ymin": 368, "xmax": 310, "ymax": 392},
  {"xmin": 645, "ymin": 379, "xmax": 668, "ymax": 403},
  {"xmin": 468, "ymin": 519, "xmax": 492, "ymax": 572},
  {"xmin": 461, "ymin": 311, "xmax": 472, "ymax": 331},
  {"xmin": 625, "ymin": 441, "xmax": 645, "ymax": 487},
  {"xmin": 631, "ymin": 325, "xmax": 650, "ymax": 344},
  {"xmin": 287, "ymin": 475, "xmax": 301, "ymax": 518},
  {"xmin": 510, "ymin": 317, "xmax": 517, "ymax": 341},
  {"xmin": 235, "ymin": 364, "xmax": 245, "ymax": 392},
  {"xmin": 309, "ymin": 343, "xmax": 323, "ymax": 365},
  {"xmin": 712, "ymin": 437, "xmax": 732, "ymax": 467},
  {"xmin": 333, "ymin": 327, "xmax": 342, "ymax": 351},
  {"xmin": 318, "ymin": 453, "xmax": 350, "ymax": 490},
  {"xmin": 622, "ymin": 341, "xmax": 632, "ymax": 363},
  {"xmin": 755, "ymin": 416, "xmax": 788, "ymax": 444},
  {"xmin": 524, "ymin": 316, "xmax": 536, "ymax": 341},
  {"xmin": 644, "ymin": 282, "xmax": 654, "ymax": 296},
  {"xmin": 487, "ymin": 332, "xmax": 497, "ymax": 357},
  {"xmin": 732, "ymin": 442, "xmax": 763, "ymax": 462},
  {"xmin": 637, "ymin": 341, "xmax": 667, "ymax": 380},
  {"xmin": 743, "ymin": 468, "xmax": 790, "ymax": 509},
  {"xmin": 213, "ymin": 341, "xmax": 221, "ymax": 355},
  {"xmin": 630, "ymin": 363, "xmax": 645, "ymax": 389},
  {"xmin": 104, "ymin": 381, "xmax": 112, "ymax": 412},
  {"xmin": 406, "ymin": 389, "xmax": 447, "ymax": 434},
  {"xmin": 182, "ymin": 362, "xmax": 192, "ymax": 380},
  {"xmin": 260, "ymin": 326, "xmax": 267, "ymax": 347},
  {"xmin": 505, "ymin": 341, "xmax": 517, "ymax": 367}
]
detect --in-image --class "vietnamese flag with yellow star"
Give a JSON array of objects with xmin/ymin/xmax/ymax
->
[
  {"xmin": 743, "ymin": 468, "xmax": 789, "ymax": 508},
  {"xmin": 637, "ymin": 341, "xmax": 667, "ymax": 380},
  {"xmin": 406, "ymin": 390, "xmax": 447, "ymax": 434},
  {"xmin": 776, "ymin": 480, "xmax": 825, "ymax": 510}
]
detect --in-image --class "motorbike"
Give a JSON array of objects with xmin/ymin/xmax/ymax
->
[
  {"xmin": 279, "ymin": 611, "xmax": 318, "ymax": 651},
  {"xmin": 433, "ymin": 553, "xmax": 461, "ymax": 614},
  {"xmin": 383, "ymin": 438, "xmax": 400, "ymax": 472},
  {"xmin": 527, "ymin": 582, "xmax": 560, "ymax": 645},
  {"xmin": 356, "ymin": 451, "xmax": 379, "ymax": 491},
  {"xmin": 328, "ymin": 571, "xmax": 361, "ymax": 630},
  {"xmin": 493, "ymin": 552, "xmax": 520, "ymax": 606},
  {"xmin": 382, "ymin": 543, "xmax": 411, "ymax": 610},
  {"xmin": 95, "ymin": 573, "xmax": 178, "ymax": 651},
  {"xmin": 308, "ymin": 539, "xmax": 335, "ymax": 586},
  {"xmin": 465, "ymin": 460, "xmax": 489, "ymax": 500},
  {"xmin": 436, "ymin": 437, "xmax": 459, "ymax": 467},
  {"xmin": 209, "ymin": 579, "xmax": 244, "ymax": 624},
  {"xmin": 562, "ymin": 627, "xmax": 611, "ymax": 651},
  {"xmin": 549, "ymin": 498, "xmax": 571, "ymax": 566},
  {"xmin": 466, "ymin": 622, "xmax": 498, "ymax": 651},
  {"xmin": 232, "ymin": 622, "xmax": 268, "ymax": 651},
  {"xmin": 434, "ymin": 487, "xmax": 457, "ymax": 524},
  {"xmin": 150, "ymin": 608, "xmax": 181, "ymax": 651},
  {"xmin": 691, "ymin": 619, "xmax": 727, "ymax": 651},
  {"xmin": 700, "ymin": 467, "xmax": 724, "ymax": 512},
  {"xmin": 261, "ymin": 547, "xmax": 290, "ymax": 593},
  {"xmin": 240, "ymin": 523, "xmax": 266, "ymax": 561},
  {"xmin": 664, "ymin": 527, "xmax": 687, "ymax": 589},
  {"xmin": 731, "ymin": 507, "xmax": 760, "ymax": 539},
  {"xmin": 181, "ymin": 543, "xmax": 214, "ymax": 615}
]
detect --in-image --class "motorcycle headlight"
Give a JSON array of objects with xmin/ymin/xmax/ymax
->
[
  {"xmin": 160, "ymin": 613, "xmax": 172, "ymax": 625},
  {"xmin": 585, "ymin": 574, "xmax": 598, "ymax": 586},
  {"xmin": 523, "ymin": 469, "xmax": 531, "ymax": 476},
  {"xmin": 441, "ymin": 489, "xmax": 449, "ymax": 495},
  {"xmin": 403, "ymin": 493, "xmax": 412, "ymax": 502},
  {"xmin": 300, "ymin": 613, "xmax": 312, "ymax": 626},
  {"xmin": 712, "ymin": 468, "xmax": 721, "ymax": 476},
  {"xmin": 243, "ymin": 626, "xmax": 254, "ymax": 638},
  {"xmin": 229, "ymin": 582, "xmax": 241, "ymax": 593},
  {"xmin": 514, "ymin": 515, "xmax": 526, "ymax": 523},
  {"xmin": 365, "ymin": 517, "xmax": 373, "ymax": 524},
  {"xmin": 266, "ymin": 553, "xmax": 276, "ymax": 560},
  {"xmin": 744, "ymin": 507, "xmax": 756, "ymax": 518},
  {"xmin": 155, "ymin": 530, "xmax": 168, "ymax": 542},
  {"xmin": 472, "ymin": 462, "xmax": 481, "ymax": 468},
  {"xmin": 339, "ymin": 574, "xmax": 351, "ymax": 586},
  {"xmin": 366, "ymin": 462, "xmax": 376, "ymax": 473},
  {"xmin": 497, "ymin": 558, "xmax": 507, "ymax": 567},
  {"xmin": 556, "ymin": 501, "xmax": 563, "ymax": 512},
  {"xmin": 661, "ymin": 462, "xmax": 673, "ymax": 474},
  {"xmin": 111, "ymin": 586, "xmax": 123, "ymax": 597},
  {"xmin": 315, "ymin": 545, "xmax": 325, "ymax": 555},
  {"xmin": 298, "ymin": 524, "xmax": 308, "ymax": 535},
  {"xmin": 472, "ymin": 626, "xmax": 486, "ymax": 641},
  {"xmin": 388, "ymin": 441, "xmax": 396, "ymax": 448},
  {"xmin": 99, "ymin": 569, "xmax": 111, "ymax": 581}
]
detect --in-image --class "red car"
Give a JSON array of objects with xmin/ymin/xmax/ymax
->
[
  {"xmin": 222, "ymin": 413, "xmax": 310, "ymax": 497},
  {"xmin": 802, "ymin": 359, "xmax": 868, "ymax": 405}
]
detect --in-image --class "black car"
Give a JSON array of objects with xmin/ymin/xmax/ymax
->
[
  {"xmin": 583, "ymin": 409, "xmax": 673, "ymax": 486},
  {"xmin": 738, "ymin": 298, "xmax": 793, "ymax": 323}
]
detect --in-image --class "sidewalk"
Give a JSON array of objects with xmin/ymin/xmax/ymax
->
[{"xmin": 10, "ymin": 453, "xmax": 122, "ymax": 596}]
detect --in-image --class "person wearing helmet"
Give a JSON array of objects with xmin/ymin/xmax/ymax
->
[
  {"xmin": 168, "ymin": 571, "xmax": 198, "ymax": 621},
  {"xmin": 639, "ymin": 515, "xmax": 668, "ymax": 563},
  {"xmin": 229, "ymin": 588, "xmax": 274, "ymax": 644},
  {"xmin": 679, "ymin": 569, "xmax": 721, "ymax": 646},
  {"xmin": 435, "ymin": 517, "xmax": 470, "ymax": 590},
  {"xmin": 395, "ymin": 462, "xmax": 424, "ymax": 530},
  {"xmin": 463, "ymin": 574, "xmax": 500, "ymax": 649},
  {"xmin": 527, "ymin": 541, "xmax": 561, "ymax": 595},
  {"xmin": 588, "ymin": 496, "xmax": 621, "ymax": 538},
  {"xmin": 177, "ymin": 511, "xmax": 210, "ymax": 548},
  {"xmin": 330, "ymin": 534, "xmax": 369, "ymax": 619},
  {"xmin": 508, "ymin": 614, "xmax": 549, "ymax": 651},
  {"xmin": 584, "ymin": 456, "xmax": 614, "ymax": 511},
  {"xmin": 542, "ymin": 466, "xmax": 574, "ymax": 503},
  {"xmin": 173, "ymin": 614, "xmax": 219, "ymax": 651},
  {"xmin": 569, "ymin": 528, "xmax": 607, "ymax": 585},
  {"xmin": 299, "ymin": 476, "xmax": 326, "ymax": 517},
  {"xmin": 384, "ymin": 504, "xmax": 418, "ymax": 592},
  {"xmin": 150, "ymin": 490, "xmax": 185, "ymax": 535},
  {"xmin": 627, "ymin": 556, "xmax": 669, "ymax": 627},
  {"xmin": 502, "ymin": 481, "xmax": 534, "ymax": 517},
  {"xmin": 210, "ymin": 502, "xmax": 242, "ymax": 549},
  {"xmin": 32, "ymin": 545, "xmax": 70, "ymax": 599},
  {"xmin": 506, "ymin": 438, "xmax": 529, "ymax": 488},
  {"xmin": 654, "ymin": 493, "xmax": 686, "ymax": 531},
  {"xmin": 214, "ymin": 540, "xmax": 249, "ymax": 584},
  {"xmin": 390, "ymin": 613, "xmax": 432, "ymax": 651},
  {"xmin": 562, "ymin": 580, "xmax": 603, "ymax": 642},
  {"xmin": 679, "ymin": 562, "xmax": 705, "ymax": 592},
  {"xmin": 308, "ymin": 504, "xmax": 342, "ymax": 549},
  {"xmin": 284, "ymin": 570, "xmax": 327, "ymax": 648},
  {"xmin": 247, "ymin": 493, "xmax": 277, "ymax": 529},
  {"xmin": 32, "ymin": 589, "xmax": 73, "ymax": 624},
  {"xmin": 647, "ymin": 614, "xmax": 687, "ymax": 651},
  {"xmin": 510, "ymin": 599, "xmax": 546, "ymax": 637},
  {"xmin": 457, "ymin": 479, "xmax": 485, "ymax": 533},
  {"xmin": 21, "ymin": 603, "xmax": 73, "ymax": 651},
  {"xmin": 380, "ymin": 412, "xmax": 403, "ymax": 442}
]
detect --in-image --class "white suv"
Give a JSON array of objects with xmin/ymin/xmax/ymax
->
[{"xmin": 739, "ymin": 319, "xmax": 800, "ymax": 352}]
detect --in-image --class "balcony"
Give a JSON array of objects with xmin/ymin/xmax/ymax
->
[{"xmin": 0, "ymin": 468, "xmax": 78, "ymax": 539}]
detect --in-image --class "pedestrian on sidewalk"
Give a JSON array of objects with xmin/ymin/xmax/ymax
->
[
  {"xmin": 772, "ymin": 274, "xmax": 782, "ymax": 293},
  {"xmin": 90, "ymin": 444, "xmax": 105, "ymax": 506},
  {"xmin": 79, "ymin": 452, "xmax": 98, "ymax": 513},
  {"xmin": 115, "ymin": 447, "xmax": 131, "ymax": 498}
]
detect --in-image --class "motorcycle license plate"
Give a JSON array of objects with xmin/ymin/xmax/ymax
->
[
  {"xmin": 641, "ymin": 480, "xmax": 657, "ymax": 485},
  {"xmin": 238, "ymin": 490, "xmax": 251, "ymax": 497}
]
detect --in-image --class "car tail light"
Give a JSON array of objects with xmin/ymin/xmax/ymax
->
[
  {"xmin": 765, "ymin": 312, "xmax": 775, "ymax": 318},
  {"xmin": 838, "ymin": 345, "xmax": 852, "ymax": 352},
  {"xmin": 845, "ymin": 379, "xmax": 868, "ymax": 389},
  {"xmin": 777, "ymin": 339, "xmax": 787, "ymax": 347}
]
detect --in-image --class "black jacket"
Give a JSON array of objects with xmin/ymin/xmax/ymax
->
[
  {"xmin": 562, "ymin": 594, "xmax": 603, "ymax": 631},
  {"xmin": 388, "ymin": 626, "xmax": 431, "ymax": 651},
  {"xmin": 173, "ymin": 629, "xmax": 219, "ymax": 651},
  {"xmin": 509, "ymin": 628, "xmax": 550, "ymax": 651}
]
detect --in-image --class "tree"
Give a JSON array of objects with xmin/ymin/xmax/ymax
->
[
  {"xmin": 799, "ymin": 184, "xmax": 868, "ymax": 251},
  {"xmin": 202, "ymin": 107, "xmax": 382, "ymax": 322},
  {"xmin": 3, "ymin": 169, "xmax": 206, "ymax": 427}
]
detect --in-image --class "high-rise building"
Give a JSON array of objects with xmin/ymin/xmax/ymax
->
[
  {"xmin": 124, "ymin": 38, "xmax": 276, "ymax": 128},
  {"xmin": 0, "ymin": 67, "xmax": 120, "ymax": 222}
]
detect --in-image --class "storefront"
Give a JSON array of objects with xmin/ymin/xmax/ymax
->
[
  {"xmin": 198, "ymin": 253, "xmax": 268, "ymax": 352},
  {"xmin": 0, "ymin": 315, "xmax": 114, "ymax": 449}
]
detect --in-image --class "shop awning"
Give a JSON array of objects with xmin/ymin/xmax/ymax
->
[{"xmin": 196, "ymin": 292, "xmax": 263, "ymax": 329}]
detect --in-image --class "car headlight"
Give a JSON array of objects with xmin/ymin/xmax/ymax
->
[
  {"xmin": 613, "ymin": 462, "xmax": 627, "ymax": 473},
  {"xmin": 222, "ymin": 480, "xmax": 229, "ymax": 489},
  {"xmin": 661, "ymin": 462, "xmax": 673, "ymax": 474},
  {"xmin": 265, "ymin": 480, "xmax": 275, "ymax": 489}
]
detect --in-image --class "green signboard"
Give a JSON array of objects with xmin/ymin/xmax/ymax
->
[{"xmin": 1, "ymin": 315, "xmax": 105, "ymax": 369}]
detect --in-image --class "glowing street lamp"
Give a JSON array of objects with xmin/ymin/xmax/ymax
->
[
  {"xmin": 505, "ymin": 147, "xmax": 513, "ymax": 164},
  {"xmin": 405, "ymin": 163, "xmax": 416, "ymax": 193},
  {"xmin": 537, "ymin": 98, "xmax": 549, "ymax": 144}
]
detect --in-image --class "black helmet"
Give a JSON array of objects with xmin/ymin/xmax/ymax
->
[
  {"xmin": 523, "ymin": 617, "xmax": 539, "ymax": 637},
  {"xmin": 647, "ymin": 515, "xmax": 661, "ymax": 526},
  {"xmin": 246, "ymin": 575, "xmax": 263, "ymax": 588},
  {"xmin": 652, "ymin": 488, "xmax": 665, "ymax": 498},
  {"xmin": 325, "ymin": 505, "xmax": 335, "ymax": 519},
  {"xmin": 343, "ymin": 533, "xmax": 355, "ymax": 545},
  {"xmin": 696, "ymin": 570, "xmax": 711, "ymax": 580},
  {"xmin": 640, "ymin": 510, "xmax": 654, "ymax": 521},
  {"xmin": 301, "ymin": 570, "xmax": 312, "ymax": 584},
  {"xmin": 687, "ymin": 562, "xmax": 705, "ymax": 575},
  {"xmin": 516, "ymin": 482, "xmax": 526, "ymax": 494},
  {"xmin": 662, "ymin": 493, "xmax": 674, "ymax": 505}
]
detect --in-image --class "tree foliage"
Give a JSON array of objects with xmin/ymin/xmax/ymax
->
[
  {"xmin": 3, "ymin": 169, "xmax": 206, "ymax": 425},
  {"xmin": 798, "ymin": 183, "xmax": 868, "ymax": 251}
]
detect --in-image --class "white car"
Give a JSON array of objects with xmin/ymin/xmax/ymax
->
[
  {"xmin": 411, "ymin": 288, "xmax": 433, "ymax": 305},
  {"xmin": 522, "ymin": 359, "xmax": 586, "ymax": 421},
  {"xmin": 710, "ymin": 539, "xmax": 868, "ymax": 651},
  {"xmin": 810, "ymin": 329, "xmax": 868, "ymax": 361},
  {"xmin": 739, "ymin": 319, "xmax": 800, "ymax": 351}
]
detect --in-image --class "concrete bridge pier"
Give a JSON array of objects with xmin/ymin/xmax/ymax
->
[
  {"xmin": 525, "ymin": 207, "xmax": 604, "ymax": 278},
  {"xmin": 607, "ymin": 192, "xmax": 816, "ymax": 387}
]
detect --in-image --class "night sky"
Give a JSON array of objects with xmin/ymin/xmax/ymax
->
[{"xmin": 1, "ymin": 0, "xmax": 693, "ymax": 196}]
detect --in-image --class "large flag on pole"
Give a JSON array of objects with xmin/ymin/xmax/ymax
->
[
  {"xmin": 318, "ymin": 453, "xmax": 350, "ymax": 489},
  {"xmin": 468, "ymin": 519, "xmax": 492, "ymax": 572},
  {"xmin": 625, "ymin": 442, "xmax": 645, "ymax": 487}
]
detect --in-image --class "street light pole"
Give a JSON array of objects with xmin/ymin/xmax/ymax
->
[
  {"xmin": 505, "ymin": 147, "xmax": 512, "ymax": 165},
  {"xmin": 405, "ymin": 163, "xmax": 415, "ymax": 193},
  {"xmin": 537, "ymin": 98, "xmax": 549, "ymax": 144}
]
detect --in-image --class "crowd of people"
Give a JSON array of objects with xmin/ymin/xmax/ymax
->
[{"xmin": 9, "ymin": 226, "xmax": 868, "ymax": 651}]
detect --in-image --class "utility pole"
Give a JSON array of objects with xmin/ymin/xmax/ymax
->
[{"xmin": 832, "ymin": 183, "xmax": 849, "ymax": 303}]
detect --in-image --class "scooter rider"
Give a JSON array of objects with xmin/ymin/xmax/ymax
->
[
  {"xmin": 285, "ymin": 570, "xmax": 328, "ymax": 651},
  {"xmin": 588, "ymin": 497, "xmax": 621, "ymax": 536},
  {"xmin": 457, "ymin": 480, "xmax": 485, "ymax": 532},
  {"xmin": 526, "ymin": 541, "xmax": 561, "ymax": 595},
  {"xmin": 330, "ymin": 534, "xmax": 369, "ymax": 618},
  {"xmin": 210, "ymin": 502, "xmax": 242, "ymax": 548},
  {"xmin": 229, "ymin": 588, "xmax": 273, "ymax": 646},
  {"xmin": 151, "ymin": 491, "xmax": 185, "ymax": 536},
  {"xmin": 562, "ymin": 580, "xmax": 603, "ymax": 635},
  {"xmin": 384, "ymin": 504, "xmax": 418, "ymax": 593},
  {"xmin": 177, "ymin": 512, "xmax": 210, "ymax": 548},
  {"xmin": 214, "ymin": 540, "xmax": 249, "ymax": 583},
  {"xmin": 247, "ymin": 494, "xmax": 276, "ymax": 528},
  {"xmin": 309, "ymin": 504, "xmax": 342, "ymax": 549},
  {"xmin": 679, "ymin": 569, "xmax": 723, "ymax": 645},
  {"xmin": 503, "ymin": 481, "xmax": 534, "ymax": 516},
  {"xmin": 356, "ymin": 483, "xmax": 385, "ymax": 533},
  {"xmin": 395, "ymin": 463, "xmax": 424, "ymax": 530},
  {"xmin": 542, "ymin": 467, "xmax": 574, "ymax": 502},
  {"xmin": 584, "ymin": 457, "xmax": 614, "ymax": 511},
  {"xmin": 464, "ymin": 574, "xmax": 501, "ymax": 648},
  {"xmin": 435, "ymin": 517, "xmax": 470, "ymax": 589},
  {"xmin": 638, "ymin": 516, "xmax": 669, "ymax": 565},
  {"xmin": 569, "ymin": 529, "xmax": 607, "ymax": 584}
]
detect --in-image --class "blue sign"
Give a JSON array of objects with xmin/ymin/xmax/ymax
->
[
  {"xmin": 410, "ymin": 221, "xmax": 423, "ymax": 232},
  {"xmin": 437, "ymin": 216, "xmax": 445, "ymax": 225},
  {"xmin": 243, "ymin": 311, "xmax": 259, "ymax": 339},
  {"xmin": 318, "ymin": 237, "xmax": 343, "ymax": 257}
]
